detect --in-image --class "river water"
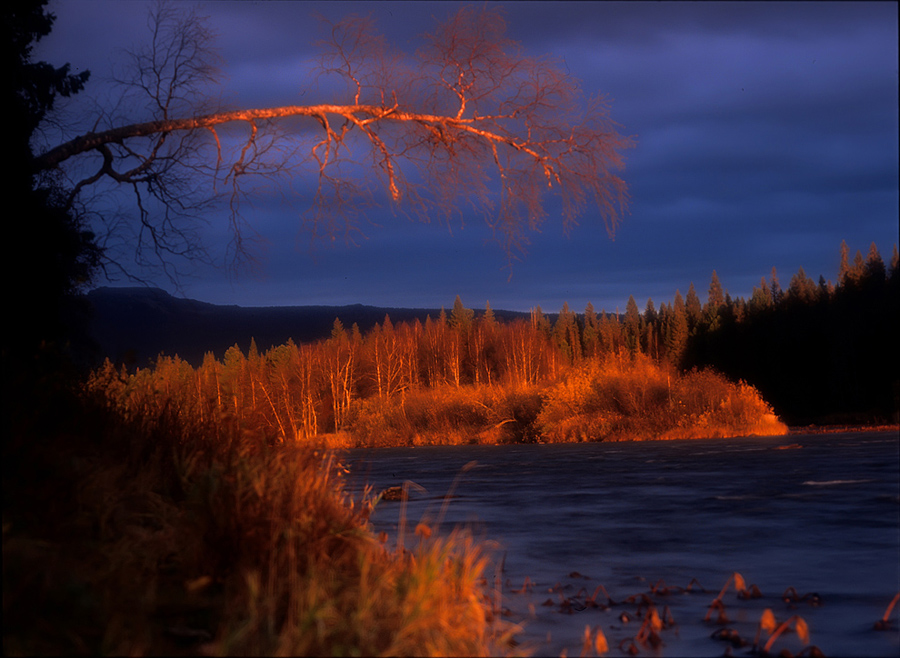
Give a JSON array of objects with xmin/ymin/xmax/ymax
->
[{"xmin": 345, "ymin": 431, "xmax": 899, "ymax": 657}]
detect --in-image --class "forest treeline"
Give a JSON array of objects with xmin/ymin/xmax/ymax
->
[
  {"xmin": 90, "ymin": 296, "xmax": 790, "ymax": 447},
  {"xmin": 684, "ymin": 242, "xmax": 899, "ymax": 424},
  {"xmin": 91, "ymin": 240, "xmax": 897, "ymax": 443}
]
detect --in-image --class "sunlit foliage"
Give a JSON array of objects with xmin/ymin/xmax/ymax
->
[{"xmin": 87, "ymin": 295, "xmax": 786, "ymax": 447}]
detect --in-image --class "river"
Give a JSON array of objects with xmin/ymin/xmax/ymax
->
[{"xmin": 344, "ymin": 431, "xmax": 899, "ymax": 657}]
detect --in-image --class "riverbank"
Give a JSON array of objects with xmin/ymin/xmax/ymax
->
[
  {"xmin": 3, "ymin": 387, "xmax": 517, "ymax": 656},
  {"xmin": 789, "ymin": 424, "xmax": 900, "ymax": 435}
]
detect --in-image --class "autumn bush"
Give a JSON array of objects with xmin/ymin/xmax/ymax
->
[
  {"xmin": 663, "ymin": 369, "xmax": 787, "ymax": 439},
  {"xmin": 536, "ymin": 354, "xmax": 786, "ymax": 442},
  {"xmin": 345, "ymin": 385, "xmax": 537, "ymax": 446}
]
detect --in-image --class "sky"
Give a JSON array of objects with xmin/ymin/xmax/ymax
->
[{"xmin": 34, "ymin": 1, "xmax": 898, "ymax": 314}]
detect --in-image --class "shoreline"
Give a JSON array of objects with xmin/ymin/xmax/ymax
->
[
  {"xmin": 324, "ymin": 423, "xmax": 898, "ymax": 450},
  {"xmin": 788, "ymin": 423, "xmax": 899, "ymax": 436}
]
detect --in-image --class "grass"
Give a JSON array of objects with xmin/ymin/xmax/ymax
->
[{"xmin": 2, "ymin": 383, "xmax": 519, "ymax": 656}]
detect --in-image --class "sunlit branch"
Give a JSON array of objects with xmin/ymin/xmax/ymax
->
[{"xmin": 34, "ymin": 3, "xmax": 634, "ymax": 280}]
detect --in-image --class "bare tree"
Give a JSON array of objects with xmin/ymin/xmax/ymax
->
[{"xmin": 33, "ymin": 3, "xmax": 635, "ymax": 279}]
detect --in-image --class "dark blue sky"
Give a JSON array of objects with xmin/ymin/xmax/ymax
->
[{"xmin": 36, "ymin": 1, "xmax": 898, "ymax": 313}]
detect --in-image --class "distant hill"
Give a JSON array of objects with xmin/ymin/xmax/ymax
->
[{"xmin": 86, "ymin": 287, "xmax": 530, "ymax": 367}]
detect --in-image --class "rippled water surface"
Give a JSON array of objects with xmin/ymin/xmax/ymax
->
[{"xmin": 345, "ymin": 432, "xmax": 900, "ymax": 656}]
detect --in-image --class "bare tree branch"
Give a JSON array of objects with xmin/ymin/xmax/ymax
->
[{"xmin": 33, "ymin": 3, "xmax": 635, "ymax": 278}]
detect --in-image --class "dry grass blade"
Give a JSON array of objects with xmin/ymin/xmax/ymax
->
[
  {"xmin": 434, "ymin": 460, "xmax": 478, "ymax": 532},
  {"xmin": 704, "ymin": 598, "xmax": 729, "ymax": 624},
  {"xmin": 754, "ymin": 608, "xmax": 778, "ymax": 649},
  {"xmin": 874, "ymin": 591, "xmax": 900, "ymax": 630},
  {"xmin": 396, "ymin": 480, "xmax": 428, "ymax": 551},
  {"xmin": 685, "ymin": 577, "xmax": 707, "ymax": 593},
  {"xmin": 580, "ymin": 625, "xmax": 609, "ymax": 656},
  {"xmin": 762, "ymin": 614, "xmax": 811, "ymax": 655},
  {"xmin": 587, "ymin": 583, "xmax": 616, "ymax": 606}
]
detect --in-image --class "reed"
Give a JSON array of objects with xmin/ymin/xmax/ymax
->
[
  {"xmin": 579, "ymin": 625, "xmax": 609, "ymax": 656},
  {"xmin": 705, "ymin": 572, "xmax": 746, "ymax": 623},
  {"xmin": 874, "ymin": 591, "xmax": 900, "ymax": 630},
  {"xmin": 754, "ymin": 608, "xmax": 811, "ymax": 656}
]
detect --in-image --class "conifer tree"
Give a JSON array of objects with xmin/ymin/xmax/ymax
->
[
  {"xmin": 769, "ymin": 267, "xmax": 783, "ymax": 306},
  {"xmin": 703, "ymin": 270, "xmax": 725, "ymax": 330},
  {"xmin": 643, "ymin": 298, "xmax": 658, "ymax": 358},
  {"xmin": 839, "ymin": 240, "xmax": 851, "ymax": 285},
  {"xmin": 817, "ymin": 275, "xmax": 833, "ymax": 301},
  {"xmin": 666, "ymin": 290, "xmax": 689, "ymax": 366},
  {"xmin": 582, "ymin": 302, "xmax": 600, "ymax": 358},
  {"xmin": 482, "ymin": 301, "xmax": 497, "ymax": 327},
  {"xmin": 850, "ymin": 250, "xmax": 866, "ymax": 285},
  {"xmin": 748, "ymin": 276, "xmax": 773, "ymax": 314},
  {"xmin": 685, "ymin": 283, "xmax": 702, "ymax": 332},
  {"xmin": 450, "ymin": 295, "xmax": 474, "ymax": 333},
  {"xmin": 553, "ymin": 302, "xmax": 580, "ymax": 364},
  {"xmin": 656, "ymin": 301, "xmax": 670, "ymax": 359},
  {"xmin": 865, "ymin": 242, "xmax": 886, "ymax": 285},
  {"xmin": 643, "ymin": 298, "xmax": 658, "ymax": 330},
  {"xmin": 331, "ymin": 317, "xmax": 346, "ymax": 340},
  {"xmin": 707, "ymin": 270, "xmax": 725, "ymax": 309},
  {"xmin": 531, "ymin": 306, "xmax": 551, "ymax": 336},
  {"xmin": 624, "ymin": 295, "xmax": 641, "ymax": 355}
]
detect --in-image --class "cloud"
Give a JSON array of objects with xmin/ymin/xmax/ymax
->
[{"xmin": 33, "ymin": 0, "xmax": 898, "ymax": 314}]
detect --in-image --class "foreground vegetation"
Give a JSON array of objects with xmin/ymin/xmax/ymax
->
[{"xmin": 3, "ymin": 383, "xmax": 519, "ymax": 656}]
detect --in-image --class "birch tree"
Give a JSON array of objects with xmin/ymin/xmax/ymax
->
[{"xmin": 32, "ymin": 2, "xmax": 634, "ymax": 278}]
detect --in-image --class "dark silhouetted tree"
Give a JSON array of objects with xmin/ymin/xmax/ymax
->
[
  {"xmin": 864, "ymin": 242, "xmax": 886, "ymax": 288},
  {"xmin": 5, "ymin": 0, "xmax": 102, "ymax": 440},
  {"xmin": 686, "ymin": 241, "xmax": 898, "ymax": 424},
  {"xmin": 889, "ymin": 245, "xmax": 899, "ymax": 285}
]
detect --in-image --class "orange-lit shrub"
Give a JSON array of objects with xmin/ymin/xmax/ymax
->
[{"xmin": 537, "ymin": 355, "xmax": 785, "ymax": 442}]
